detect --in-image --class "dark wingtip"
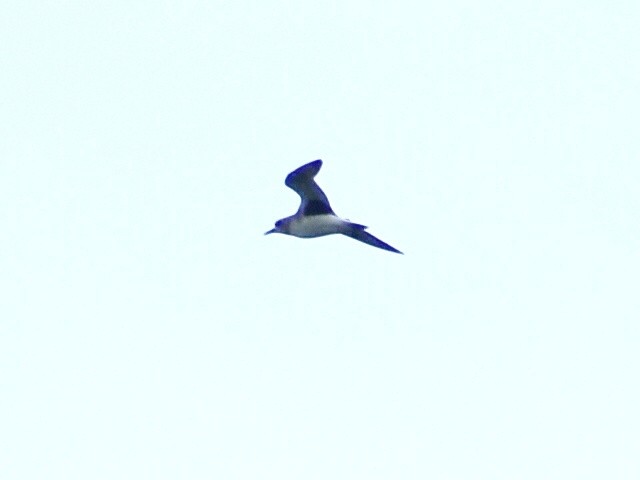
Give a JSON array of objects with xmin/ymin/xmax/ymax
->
[
  {"xmin": 380, "ymin": 243, "xmax": 404, "ymax": 254},
  {"xmin": 343, "ymin": 229, "xmax": 403, "ymax": 254},
  {"xmin": 286, "ymin": 160, "xmax": 323, "ymax": 182}
]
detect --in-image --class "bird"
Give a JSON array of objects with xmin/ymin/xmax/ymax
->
[{"xmin": 265, "ymin": 160, "xmax": 403, "ymax": 254}]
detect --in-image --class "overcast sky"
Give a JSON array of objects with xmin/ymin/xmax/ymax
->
[{"xmin": 2, "ymin": 1, "xmax": 639, "ymax": 479}]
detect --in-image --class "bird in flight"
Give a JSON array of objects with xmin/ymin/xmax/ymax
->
[{"xmin": 265, "ymin": 160, "xmax": 403, "ymax": 254}]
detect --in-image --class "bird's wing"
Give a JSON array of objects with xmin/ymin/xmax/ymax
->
[
  {"xmin": 341, "ymin": 225, "xmax": 403, "ymax": 254},
  {"xmin": 285, "ymin": 160, "xmax": 334, "ymax": 216}
]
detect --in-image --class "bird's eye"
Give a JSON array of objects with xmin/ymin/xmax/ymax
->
[{"xmin": 275, "ymin": 220, "xmax": 282, "ymax": 228}]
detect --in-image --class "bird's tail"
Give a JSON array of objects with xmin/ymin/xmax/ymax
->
[{"xmin": 342, "ymin": 224, "xmax": 403, "ymax": 254}]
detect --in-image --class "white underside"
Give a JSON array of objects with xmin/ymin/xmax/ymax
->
[{"xmin": 288, "ymin": 214, "xmax": 348, "ymax": 238}]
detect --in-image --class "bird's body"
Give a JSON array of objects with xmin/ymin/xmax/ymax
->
[
  {"xmin": 285, "ymin": 213, "xmax": 348, "ymax": 238},
  {"xmin": 265, "ymin": 160, "xmax": 402, "ymax": 254}
]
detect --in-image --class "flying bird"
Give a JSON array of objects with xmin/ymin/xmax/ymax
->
[{"xmin": 265, "ymin": 160, "xmax": 402, "ymax": 254}]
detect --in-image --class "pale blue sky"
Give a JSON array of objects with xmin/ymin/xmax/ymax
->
[{"xmin": 2, "ymin": 1, "xmax": 639, "ymax": 479}]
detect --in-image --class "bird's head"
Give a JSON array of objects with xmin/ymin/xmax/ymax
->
[{"xmin": 264, "ymin": 218, "xmax": 290, "ymax": 235}]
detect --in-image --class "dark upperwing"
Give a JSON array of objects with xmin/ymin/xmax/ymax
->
[{"xmin": 285, "ymin": 160, "xmax": 334, "ymax": 216}]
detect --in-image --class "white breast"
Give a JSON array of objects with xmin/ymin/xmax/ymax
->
[{"xmin": 288, "ymin": 214, "xmax": 346, "ymax": 238}]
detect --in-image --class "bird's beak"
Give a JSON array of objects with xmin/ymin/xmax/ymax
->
[{"xmin": 264, "ymin": 228, "xmax": 277, "ymax": 235}]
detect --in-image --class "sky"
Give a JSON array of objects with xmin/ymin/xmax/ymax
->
[{"xmin": 1, "ymin": 1, "xmax": 639, "ymax": 478}]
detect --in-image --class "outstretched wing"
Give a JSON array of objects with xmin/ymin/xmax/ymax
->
[
  {"xmin": 285, "ymin": 160, "xmax": 334, "ymax": 216},
  {"xmin": 341, "ymin": 224, "xmax": 403, "ymax": 254}
]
